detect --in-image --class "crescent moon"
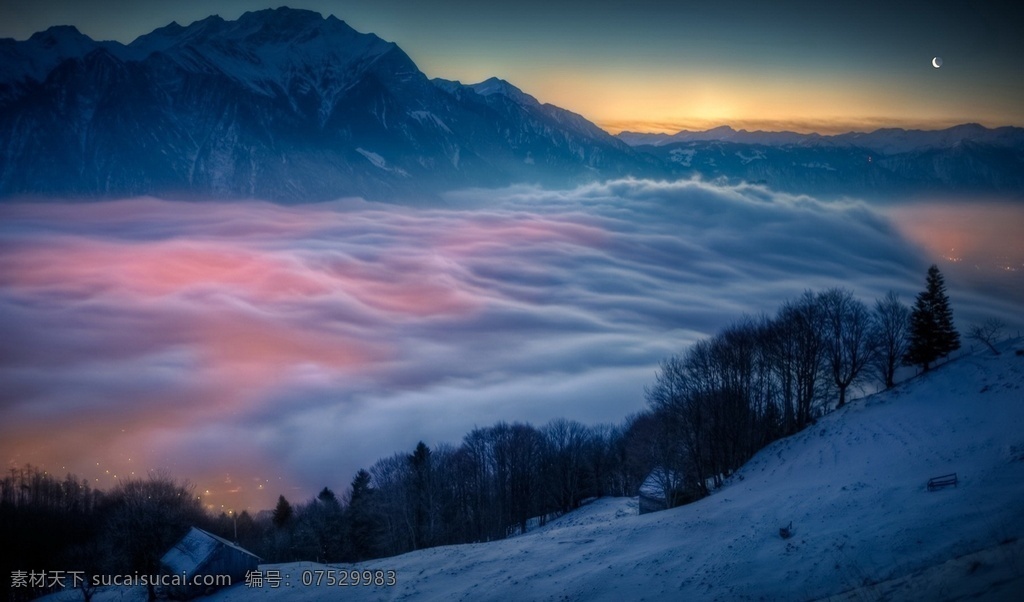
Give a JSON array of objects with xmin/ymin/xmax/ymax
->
[{"xmin": 932, "ymin": 57, "xmax": 943, "ymax": 68}]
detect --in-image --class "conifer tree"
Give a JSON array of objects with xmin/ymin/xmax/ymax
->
[
  {"xmin": 903, "ymin": 265, "xmax": 960, "ymax": 371},
  {"xmin": 408, "ymin": 441, "xmax": 432, "ymax": 550},
  {"xmin": 272, "ymin": 494, "xmax": 293, "ymax": 528},
  {"xmin": 345, "ymin": 469, "xmax": 380, "ymax": 560}
]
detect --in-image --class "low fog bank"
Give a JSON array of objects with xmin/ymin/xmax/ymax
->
[{"xmin": 0, "ymin": 179, "xmax": 1015, "ymax": 511}]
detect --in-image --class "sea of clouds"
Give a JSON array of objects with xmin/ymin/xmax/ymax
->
[{"xmin": 1, "ymin": 179, "xmax": 1016, "ymax": 510}]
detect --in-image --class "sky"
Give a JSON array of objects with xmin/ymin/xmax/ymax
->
[{"xmin": 1, "ymin": 0, "xmax": 1023, "ymax": 133}]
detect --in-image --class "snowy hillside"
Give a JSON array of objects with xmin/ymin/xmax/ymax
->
[
  {"xmin": 196, "ymin": 342, "xmax": 1024, "ymax": 601},
  {"xmin": 42, "ymin": 342, "xmax": 1024, "ymax": 601}
]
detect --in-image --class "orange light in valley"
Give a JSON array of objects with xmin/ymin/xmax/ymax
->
[{"xmin": 887, "ymin": 202, "xmax": 1024, "ymax": 269}]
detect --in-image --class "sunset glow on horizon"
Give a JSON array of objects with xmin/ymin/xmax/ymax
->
[{"xmin": 2, "ymin": 1, "xmax": 1022, "ymax": 136}]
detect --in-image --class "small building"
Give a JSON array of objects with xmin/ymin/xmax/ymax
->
[{"xmin": 159, "ymin": 526, "xmax": 260, "ymax": 599}]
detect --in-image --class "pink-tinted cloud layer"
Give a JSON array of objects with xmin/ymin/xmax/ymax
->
[{"xmin": 1, "ymin": 182, "xmax": 1014, "ymax": 511}]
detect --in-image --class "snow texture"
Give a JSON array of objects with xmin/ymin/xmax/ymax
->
[{"xmin": 41, "ymin": 341, "xmax": 1024, "ymax": 602}]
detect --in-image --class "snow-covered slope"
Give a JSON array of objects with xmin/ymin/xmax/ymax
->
[
  {"xmin": 197, "ymin": 342, "xmax": 1023, "ymax": 601},
  {"xmin": 36, "ymin": 347, "xmax": 1023, "ymax": 602}
]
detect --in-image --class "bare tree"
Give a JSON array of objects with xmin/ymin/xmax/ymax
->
[
  {"xmin": 500, "ymin": 423, "xmax": 546, "ymax": 535},
  {"xmin": 543, "ymin": 418, "xmax": 593, "ymax": 514},
  {"xmin": 101, "ymin": 471, "xmax": 205, "ymax": 600},
  {"xmin": 584, "ymin": 423, "xmax": 622, "ymax": 497},
  {"xmin": 618, "ymin": 412, "xmax": 662, "ymax": 496},
  {"xmin": 646, "ymin": 351, "xmax": 713, "ymax": 494},
  {"xmin": 819, "ymin": 288, "xmax": 876, "ymax": 408},
  {"xmin": 369, "ymin": 453, "xmax": 414, "ymax": 555},
  {"xmin": 968, "ymin": 318, "xmax": 1005, "ymax": 355},
  {"xmin": 773, "ymin": 291, "xmax": 828, "ymax": 429},
  {"xmin": 872, "ymin": 291, "xmax": 910, "ymax": 389}
]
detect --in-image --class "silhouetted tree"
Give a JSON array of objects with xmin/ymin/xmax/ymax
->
[
  {"xmin": 498, "ymin": 422, "xmax": 546, "ymax": 535},
  {"xmin": 584, "ymin": 424, "xmax": 622, "ymax": 497},
  {"xmin": 408, "ymin": 441, "xmax": 432, "ymax": 549},
  {"xmin": 292, "ymin": 488, "xmax": 343, "ymax": 562},
  {"xmin": 318, "ymin": 486, "xmax": 338, "ymax": 504},
  {"xmin": 272, "ymin": 495, "xmax": 293, "ymax": 528},
  {"xmin": 345, "ymin": 469, "xmax": 381, "ymax": 561},
  {"xmin": 101, "ymin": 472, "xmax": 205, "ymax": 600},
  {"xmin": 234, "ymin": 510, "xmax": 257, "ymax": 546},
  {"xmin": 904, "ymin": 265, "xmax": 960, "ymax": 371},
  {"xmin": 370, "ymin": 452, "xmax": 416, "ymax": 555},
  {"xmin": 968, "ymin": 318, "xmax": 1005, "ymax": 355},
  {"xmin": 645, "ymin": 344, "xmax": 717, "ymax": 495},
  {"xmin": 819, "ymin": 288, "xmax": 876, "ymax": 408},
  {"xmin": 543, "ymin": 419, "xmax": 592, "ymax": 514},
  {"xmin": 872, "ymin": 291, "xmax": 910, "ymax": 389},
  {"xmin": 772, "ymin": 291, "xmax": 828, "ymax": 431},
  {"xmin": 0, "ymin": 466, "xmax": 104, "ymax": 602},
  {"xmin": 618, "ymin": 412, "xmax": 665, "ymax": 496}
]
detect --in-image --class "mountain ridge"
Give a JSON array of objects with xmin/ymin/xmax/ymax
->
[
  {"xmin": 0, "ymin": 7, "xmax": 656, "ymax": 202},
  {"xmin": 617, "ymin": 122, "xmax": 1024, "ymax": 154},
  {"xmin": 620, "ymin": 123, "xmax": 1024, "ymax": 199},
  {"xmin": 1, "ymin": 8, "xmax": 1022, "ymax": 202}
]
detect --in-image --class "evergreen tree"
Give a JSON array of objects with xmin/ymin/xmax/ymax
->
[
  {"xmin": 408, "ymin": 441, "xmax": 432, "ymax": 550},
  {"xmin": 272, "ymin": 495, "xmax": 293, "ymax": 528},
  {"xmin": 317, "ymin": 486, "xmax": 338, "ymax": 505},
  {"xmin": 903, "ymin": 265, "xmax": 960, "ymax": 371},
  {"xmin": 345, "ymin": 469, "xmax": 381, "ymax": 561}
]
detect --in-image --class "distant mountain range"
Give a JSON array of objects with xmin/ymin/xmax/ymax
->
[
  {"xmin": 616, "ymin": 123, "xmax": 1024, "ymax": 154},
  {"xmin": 1, "ymin": 8, "xmax": 1022, "ymax": 202},
  {"xmin": 617, "ymin": 125, "xmax": 1024, "ymax": 199}
]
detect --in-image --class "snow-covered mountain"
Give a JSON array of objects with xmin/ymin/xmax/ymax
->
[
  {"xmin": 2, "ymin": 8, "xmax": 1021, "ymax": 202},
  {"xmin": 620, "ymin": 125, "xmax": 1024, "ymax": 199},
  {"xmin": 618, "ymin": 123, "xmax": 1024, "ymax": 154},
  {"xmin": 0, "ymin": 8, "xmax": 656, "ymax": 202},
  {"xmin": 618, "ymin": 125, "xmax": 821, "ymax": 148}
]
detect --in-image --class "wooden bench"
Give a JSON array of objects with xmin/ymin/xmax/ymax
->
[{"xmin": 927, "ymin": 473, "xmax": 958, "ymax": 491}]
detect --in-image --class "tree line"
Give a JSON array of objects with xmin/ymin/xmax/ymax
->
[
  {"xmin": 237, "ymin": 419, "xmax": 650, "ymax": 564},
  {"xmin": 2, "ymin": 266, "xmax": 963, "ymax": 599},
  {"xmin": 642, "ymin": 265, "xmax": 960, "ymax": 504},
  {"xmin": 0, "ymin": 466, "xmax": 206, "ymax": 601}
]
